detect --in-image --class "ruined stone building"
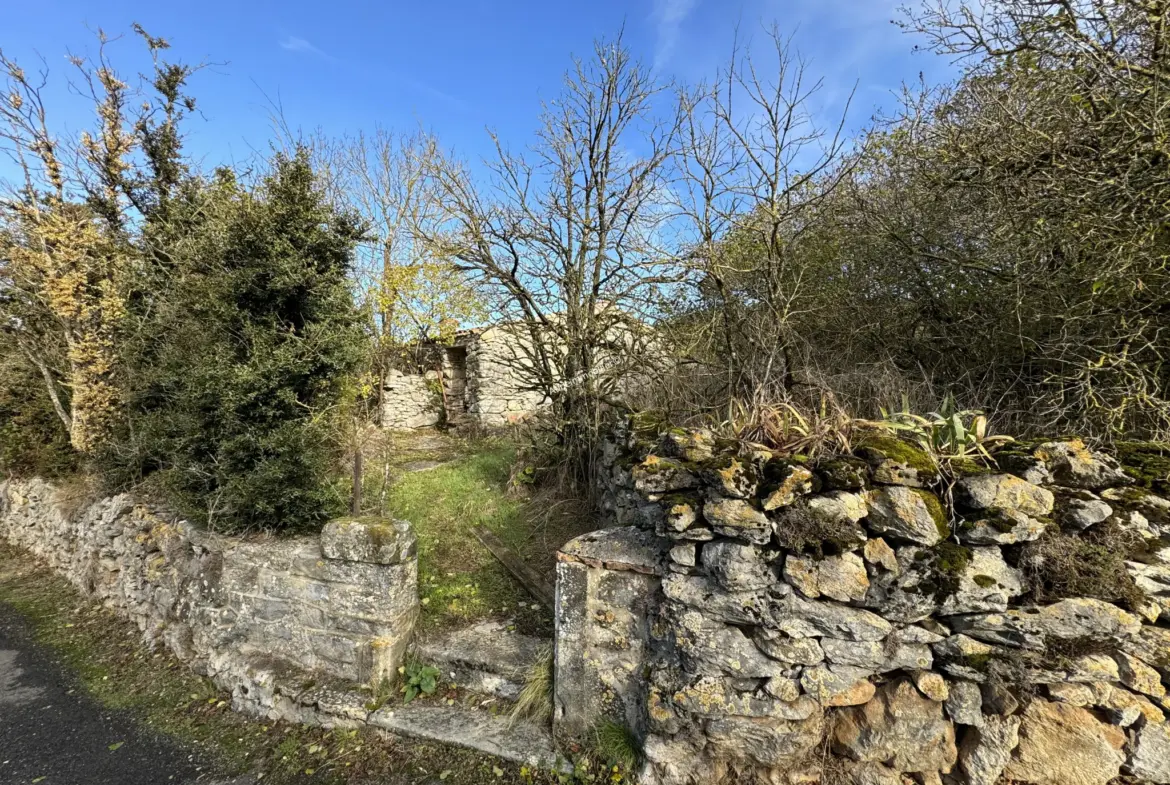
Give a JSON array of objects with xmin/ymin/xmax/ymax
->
[{"xmin": 381, "ymin": 325, "xmax": 547, "ymax": 429}]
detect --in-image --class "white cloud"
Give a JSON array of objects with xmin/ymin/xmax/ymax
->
[
  {"xmin": 280, "ymin": 36, "xmax": 329, "ymax": 58},
  {"xmin": 652, "ymin": 0, "xmax": 700, "ymax": 72}
]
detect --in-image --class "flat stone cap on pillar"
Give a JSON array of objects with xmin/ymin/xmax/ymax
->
[
  {"xmin": 557, "ymin": 526, "xmax": 668, "ymax": 575},
  {"xmin": 321, "ymin": 517, "xmax": 417, "ymax": 564}
]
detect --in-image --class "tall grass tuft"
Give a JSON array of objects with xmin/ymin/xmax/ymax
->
[{"xmin": 509, "ymin": 644, "xmax": 554, "ymax": 725}]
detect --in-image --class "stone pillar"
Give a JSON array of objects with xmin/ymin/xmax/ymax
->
[
  {"xmin": 553, "ymin": 527, "xmax": 667, "ymax": 745},
  {"xmin": 317, "ymin": 517, "xmax": 420, "ymax": 685}
]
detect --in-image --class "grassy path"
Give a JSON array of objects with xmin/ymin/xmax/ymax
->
[{"xmin": 362, "ymin": 431, "xmax": 595, "ymax": 635}]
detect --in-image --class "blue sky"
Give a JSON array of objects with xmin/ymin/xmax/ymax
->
[{"xmin": 2, "ymin": 0, "xmax": 956, "ymax": 179}]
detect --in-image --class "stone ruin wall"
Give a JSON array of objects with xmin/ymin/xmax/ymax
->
[
  {"xmin": 0, "ymin": 478, "xmax": 419, "ymax": 723},
  {"xmin": 465, "ymin": 326, "xmax": 547, "ymax": 427},
  {"xmin": 382, "ymin": 367, "xmax": 442, "ymax": 429},
  {"xmin": 554, "ymin": 420, "xmax": 1170, "ymax": 785},
  {"xmin": 381, "ymin": 327, "xmax": 546, "ymax": 429}
]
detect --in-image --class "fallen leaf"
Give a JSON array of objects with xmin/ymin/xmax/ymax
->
[{"xmin": 108, "ymin": 741, "xmax": 124, "ymax": 752}]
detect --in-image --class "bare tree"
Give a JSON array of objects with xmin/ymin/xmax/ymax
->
[
  {"xmin": 673, "ymin": 26, "xmax": 860, "ymax": 405},
  {"xmin": 417, "ymin": 35, "xmax": 682, "ymax": 468},
  {"xmin": 298, "ymin": 126, "xmax": 487, "ymax": 425}
]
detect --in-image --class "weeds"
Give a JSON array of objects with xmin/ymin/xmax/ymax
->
[
  {"xmin": 370, "ymin": 430, "xmax": 593, "ymax": 634},
  {"xmin": 875, "ymin": 394, "xmax": 1012, "ymax": 462},
  {"xmin": 511, "ymin": 644, "xmax": 554, "ymax": 725},
  {"xmin": 1018, "ymin": 523, "xmax": 1148, "ymax": 611},
  {"xmin": 401, "ymin": 659, "xmax": 441, "ymax": 704},
  {"xmin": 594, "ymin": 721, "xmax": 641, "ymax": 773}
]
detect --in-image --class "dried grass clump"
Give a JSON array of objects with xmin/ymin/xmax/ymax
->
[
  {"xmin": 509, "ymin": 644, "xmax": 553, "ymax": 725},
  {"xmin": 50, "ymin": 473, "xmax": 102, "ymax": 522},
  {"xmin": 1018, "ymin": 522, "xmax": 1148, "ymax": 611},
  {"xmin": 772, "ymin": 503, "xmax": 866, "ymax": 557},
  {"xmin": 716, "ymin": 394, "xmax": 856, "ymax": 460}
]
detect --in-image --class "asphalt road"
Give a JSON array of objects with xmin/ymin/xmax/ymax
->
[{"xmin": 0, "ymin": 602, "xmax": 247, "ymax": 785}]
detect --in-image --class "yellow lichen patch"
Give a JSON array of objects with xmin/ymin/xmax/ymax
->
[
  {"xmin": 718, "ymin": 458, "xmax": 744, "ymax": 485},
  {"xmin": 648, "ymin": 689, "xmax": 676, "ymax": 723}
]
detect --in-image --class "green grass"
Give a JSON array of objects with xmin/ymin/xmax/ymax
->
[
  {"xmin": 0, "ymin": 542, "xmax": 566, "ymax": 785},
  {"xmin": 593, "ymin": 722, "xmax": 642, "ymax": 773},
  {"xmin": 364, "ymin": 431, "xmax": 594, "ymax": 635}
]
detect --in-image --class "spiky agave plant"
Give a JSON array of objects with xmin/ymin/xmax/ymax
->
[{"xmin": 876, "ymin": 393, "xmax": 1012, "ymax": 461}]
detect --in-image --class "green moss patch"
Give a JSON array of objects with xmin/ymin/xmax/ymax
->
[
  {"xmin": 854, "ymin": 433, "xmax": 938, "ymax": 478},
  {"xmin": 912, "ymin": 488, "xmax": 952, "ymax": 539},
  {"xmin": 947, "ymin": 456, "xmax": 994, "ymax": 477},
  {"xmin": 1115, "ymin": 441, "xmax": 1170, "ymax": 496},
  {"xmin": 814, "ymin": 456, "xmax": 870, "ymax": 490},
  {"xmin": 913, "ymin": 541, "xmax": 973, "ymax": 602}
]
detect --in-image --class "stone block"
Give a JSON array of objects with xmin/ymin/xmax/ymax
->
[{"xmin": 321, "ymin": 517, "xmax": 416, "ymax": 565}]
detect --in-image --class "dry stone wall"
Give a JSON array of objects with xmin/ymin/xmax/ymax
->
[
  {"xmin": 555, "ymin": 420, "xmax": 1170, "ymax": 785},
  {"xmin": 382, "ymin": 368, "xmax": 442, "ymax": 429},
  {"xmin": 465, "ymin": 326, "xmax": 546, "ymax": 427},
  {"xmin": 0, "ymin": 479, "xmax": 419, "ymax": 722}
]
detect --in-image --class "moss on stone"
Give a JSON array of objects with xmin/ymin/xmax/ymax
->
[
  {"xmin": 629, "ymin": 410, "xmax": 670, "ymax": 437},
  {"xmin": 911, "ymin": 488, "xmax": 951, "ymax": 539},
  {"xmin": 962, "ymin": 507, "xmax": 1019, "ymax": 534},
  {"xmin": 853, "ymin": 433, "xmax": 938, "ymax": 476},
  {"xmin": 972, "ymin": 574, "xmax": 997, "ymax": 589},
  {"xmin": 1115, "ymin": 441, "xmax": 1170, "ymax": 496},
  {"xmin": 660, "ymin": 491, "xmax": 700, "ymax": 507},
  {"xmin": 964, "ymin": 653, "xmax": 993, "ymax": 672},
  {"xmin": 947, "ymin": 456, "xmax": 993, "ymax": 476},
  {"xmin": 814, "ymin": 456, "xmax": 870, "ymax": 490},
  {"xmin": 912, "ymin": 541, "xmax": 973, "ymax": 602},
  {"xmin": 364, "ymin": 522, "xmax": 400, "ymax": 551},
  {"xmin": 934, "ymin": 541, "xmax": 972, "ymax": 575}
]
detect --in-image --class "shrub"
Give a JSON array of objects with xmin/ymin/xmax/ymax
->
[
  {"xmin": 0, "ymin": 345, "xmax": 78, "ymax": 478},
  {"xmin": 107, "ymin": 153, "xmax": 366, "ymax": 533}
]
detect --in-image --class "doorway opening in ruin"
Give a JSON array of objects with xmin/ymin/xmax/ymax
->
[{"xmin": 441, "ymin": 346, "xmax": 469, "ymax": 424}]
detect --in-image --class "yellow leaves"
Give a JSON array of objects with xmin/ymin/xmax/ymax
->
[
  {"xmin": 372, "ymin": 257, "xmax": 486, "ymax": 344},
  {"xmin": 6, "ymin": 200, "xmax": 130, "ymax": 454}
]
